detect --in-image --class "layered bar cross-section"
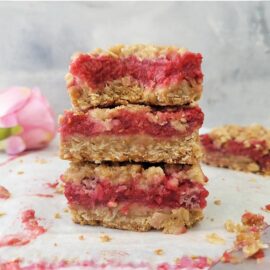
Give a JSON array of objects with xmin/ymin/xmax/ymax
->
[
  {"xmin": 66, "ymin": 44, "xmax": 203, "ymax": 109},
  {"xmin": 62, "ymin": 162, "xmax": 208, "ymax": 233},
  {"xmin": 200, "ymin": 125, "xmax": 270, "ymax": 175},
  {"xmin": 59, "ymin": 104, "xmax": 204, "ymax": 164}
]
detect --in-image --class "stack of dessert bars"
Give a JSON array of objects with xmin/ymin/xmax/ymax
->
[{"xmin": 59, "ymin": 44, "xmax": 208, "ymax": 234}]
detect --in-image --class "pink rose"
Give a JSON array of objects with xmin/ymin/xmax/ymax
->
[{"xmin": 0, "ymin": 87, "xmax": 56, "ymax": 155}]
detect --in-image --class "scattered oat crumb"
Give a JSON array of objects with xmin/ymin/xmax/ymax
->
[
  {"xmin": 63, "ymin": 208, "xmax": 69, "ymax": 213},
  {"xmin": 17, "ymin": 171, "xmax": 24, "ymax": 175},
  {"xmin": 210, "ymin": 218, "xmax": 214, "ymax": 222},
  {"xmin": 35, "ymin": 158, "xmax": 48, "ymax": 164},
  {"xmin": 0, "ymin": 211, "xmax": 6, "ymax": 217},
  {"xmin": 214, "ymin": 199, "xmax": 221, "ymax": 205},
  {"xmin": 54, "ymin": 213, "xmax": 61, "ymax": 219},
  {"xmin": 206, "ymin": 233, "xmax": 226, "ymax": 245},
  {"xmin": 154, "ymin": 249, "xmax": 164, "ymax": 255},
  {"xmin": 19, "ymin": 159, "xmax": 24, "ymax": 163},
  {"xmin": 224, "ymin": 219, "xmax": 237, "ymax": 233},
  {"xmin": 100, "ymin": 234, "xmax": 111, "ymax": 242},
  {"xmin": 54, "ymin": 243, "xmax": 58, "ymax": 247},
  {"xmin": 79, "ymin": 235, "xmax": 85, "ymax": 240}
]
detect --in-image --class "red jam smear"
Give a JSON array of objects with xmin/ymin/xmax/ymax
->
[
  {"xmin": 64, "ymin": 178, "xmax": 208, "ymax": 210},
  {"xmin": 60, "ymin": 106, "xmax": 203, "ymax": 138},
  {"xmin": 200, "ymin": 134, "xmax": 270, "ymax": 170},
  {"xmin": 0, "ymin": 209, "xmax": 46, "ymax": 247},
  {"xmin": 70, "ymin": 52, "xmax": 203, "ymax": 89}
]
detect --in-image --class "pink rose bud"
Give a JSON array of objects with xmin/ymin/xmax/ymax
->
[{"xmin": 0, "ymin": 87, "xmax": 56, "ymax": 155}]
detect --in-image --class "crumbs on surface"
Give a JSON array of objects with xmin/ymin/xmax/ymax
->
[
  {"xmin": 223, "ymin": 212, "xmax": 268, "ymax": 262},
  {"xmin": 35, "ymin": 158, "xmax": 48, "ymax": 164},
  {"xmin": 17, "ymin": 171, "xmax": 24, "ymax": 175},
  {"xmin": 206, "ymin": 233, "xmax": 226, "ymax": 245},
  {"xmin": 0, "ymin": 185, "xmax": 11, "ymax": 200},
  {"xmin": 64, "ymin": 208, "xmax": 69, "ymax": 213},
  {"xmin": 214, "ymin": 199, "xmax": 221, "ymax": 205},
  {"xmin": 0, "ymin": 211, "xmax": 6, "ymax": 217},
  {"xmin": 99, "ymin": 234, "xmax": 111, "ymax": 242},
  {"xmin": 79, "ymin": 235, "xmax": 85, "ymax": 240},
  {"xmin": 54, "ymin": 213, "xmax": 61, "ymax": 219},
  {"xmin": 261, "ymin": 204, "xmax": 270, "ymax": 213},
  {"xmin": 154, "ymin": 249, "xmax": 164, "ymax": 255}
]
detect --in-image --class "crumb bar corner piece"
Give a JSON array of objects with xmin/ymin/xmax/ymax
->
[
  {"xmin": 62, "ymin": 162, "xmax": 208, "ymax": 233},
  {"xmin": 66, "ymin": 44, "xmax": 203, "ymax": 109},
  {"xmin": 200, "ymin": 124, "xmax": 270, "ymax": 175}
]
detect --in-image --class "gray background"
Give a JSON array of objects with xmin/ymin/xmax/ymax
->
[{"xmin": 0, "ymin": 2, "xmax": 269, "ymax": 128}]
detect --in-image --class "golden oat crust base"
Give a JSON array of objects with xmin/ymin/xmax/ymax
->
[
  {"xmin": 60, "ymin": 133, "xmax": 202, "ymax": 164},
  {"xmin": 69, "ymin": 204, "xmax": 203, "ymax": 234},
  {"xmin": 63, "ymin": 162, "xmax": 207, "ymax": 185},
  {"xmin": 67, "ymin": 77, "xmax": 202, "ymax": 110},
  {"xmin": 202, "ymin": 151, "xmax": 270, "ymax": 176}
]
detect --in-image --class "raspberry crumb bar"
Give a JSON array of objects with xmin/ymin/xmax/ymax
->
[
  {"xmin": 59, "ymin": 105, "xmax": 204, "ymax": 164},
  {"xmin": 66, "ymin": 44, "xmax": 203, "ymax": 109},
  {"xmin": 200, "ymin": 124, "xmax": 270, "ymax": 175},
  {"xmin": 62, "ymin": 162, "xmax": 208, "ymax": 233}
]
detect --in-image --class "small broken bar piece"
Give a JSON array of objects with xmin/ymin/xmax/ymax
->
[
  {"xmin": 59, "ymin": 104, "xmax": 204, "ymax": 164},
  {"xmin": 62, "ymin": 162, "xmax": 209, "ymax": 233},
  {"xmin": 66, "ymin": 44, "xmax": 203, "ymax": 109},
  {"xmin": 200, "ymin": 124, "xmax": 270, "ymax": 175}
]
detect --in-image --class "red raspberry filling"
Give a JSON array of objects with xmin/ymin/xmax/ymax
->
[
  {"xmin": 64, "ymin": 178, "xmax": 208, "ymax": 210},
  {"xmin": 60, "ymin": 107, "xmax": 203, "ymax": 138},
  {"xmin": 200, "ymin": 134, "xmax": 270, "ymax": 170},
  {"xmin": 70, "ymin": 52, "xmax": 203, "ymax": 89}
]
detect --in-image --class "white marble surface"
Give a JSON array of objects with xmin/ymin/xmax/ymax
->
[{"xmin": 0, "ymin": 2, "xmax": 269, "ymax": 128}]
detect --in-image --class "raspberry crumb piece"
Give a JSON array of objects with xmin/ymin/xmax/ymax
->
[
  {"xmin": 221, "ymin": 251, "xmax": 240, "ymax": 264},
  {"xmin": 251, "ymin": 249, "xmax": 265, "ymax": 260},
  {"xmin": 154, "ymin": 249, "xmax": 164, "ymax": 255},
  {"xmin": 54, "ymin": 213, "xmax": 61, "ymax": 219},
  {"xmin": 214, "ymin": 199, "xmax": 221, "ymax": 205},
  {"xmin": 241, "ymin": 212, "xmax": 265, "ymax": 227},
  {"xmin": 100, "ymin": 234, "xmax": 111, "ymax": 242},
  {"xmin": 63, "ymin": 208, "xmax": 69, "ymax": 213},
  {"xmin": 262, "ymin": 204, "xmax": 270, "ymax": 213},
  {"xmin": 206, "ymin": 233, "xmax": 226, "ymax": 245},
  {"xmin": 17, "ymin": 171, "xmax": 24, "ymax": 175},
  {"xmin": 79, "ymin": 235, "xmax": 85, "ymax": 240},
  {"xmin": 0, "ymin": 186, "xmax": 10, "ymax": 200}
]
